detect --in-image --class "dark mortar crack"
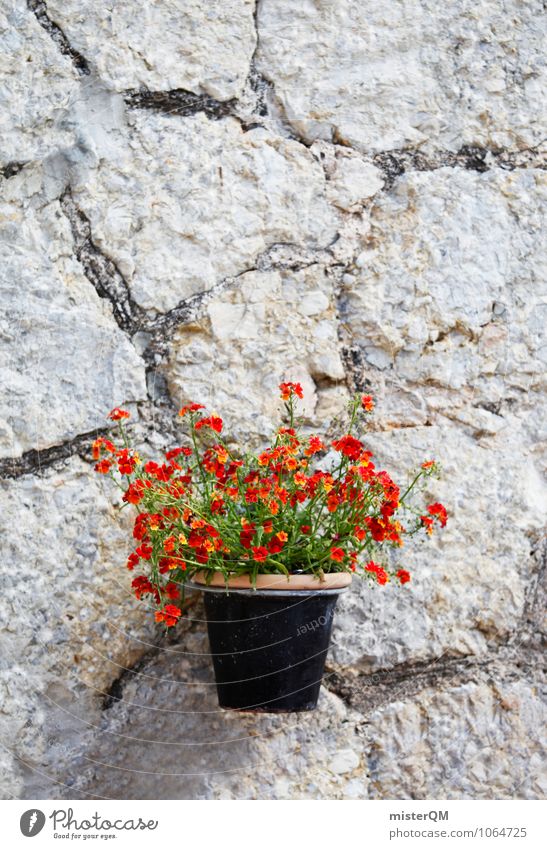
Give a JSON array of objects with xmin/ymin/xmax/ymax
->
[
  {"xmin": 0, "ymin": 162, "xmax": 26, "ymax": 180},
  {"xmin": 124, "ymin": 88, "xmax": 238, "ymax": 122},
  {"xmin": 27, "ymin": 0, "xmax": 90, "ymax": 75},
  {"xmin": 0, "ymin": 427, "xmax": 112, "ymax": 480},
  {"xmin": 325, "ymin": 643, "xmax": 545, "ymax": 715},
  {"xmin": 60, "ymin": 189, "xmax": 147, "ymax": 335},
  {"xmin": 124, "ymin": 87, "xmax": 268, "ymax": 135},
  {"xmin": 372, "ymin": 143, "xmax": 546, "ymax": 189},
  {"xmin": 101, "ymin": 645, "xmax": 162, "ymax": 711}
]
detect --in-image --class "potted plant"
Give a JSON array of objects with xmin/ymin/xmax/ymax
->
[{"xmin": 93, "ymin": 384, "xmax": 447, "ymax": 712}]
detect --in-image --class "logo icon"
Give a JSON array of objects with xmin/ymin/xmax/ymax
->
[{"xmin": 20, "ymin": 810, "xmax": 46, "ymax": 837}]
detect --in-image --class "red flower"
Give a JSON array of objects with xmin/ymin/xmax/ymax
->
[
  {"xmin": 267, "ymin": 533, "xmax": 287, "ymax": 555},
  {"xmin": 116, "ymin": 448, "xmax": 138, "ymax": 475},
  {"xmin": 300, "ymin": 524, "xmax": 311, "ymax": 534},
  {"xmin": 279, "ymin": 382, "xmax": 304, "ymax": 401},
  {"xmin": 420, "ymin": 515, "xmax": 434, "ymax": 535},
  {"xmin": 305, "ymin": 436, "xmax": 326, "ymax": 456},
  {"xmin": 396, "ymin": 569, "xmax": 411, "ymax": 585},
  {"xmin": 421, "ymin": 460, "xmax": 436, "ymax": 469},
  {"xmin": 94, "ymin": 459, "xmax": 112, "ymax": 474},
  {"xmin": 126, "ymin": 552, "xmax": 140, "ymax": 570},
  {"xmin": 332, "ymin": 435, "xmax": 364, "ymax": 461},
  {"xmin": 195, "ymin": 415, "xmax": 223, "ymax": 433},
  {"xmin": 330, "ymin": 547, "xmax": 345, "ymax": 562},
  {"xmin": 108, "ymin": 407, "xmax": 130, "ymax": 421},
  {"xmin": 123, "ymin": 480, "xmax": 146, "ymax": 505},
  {"xmin": 210, "ymin": 498, "xmax": 225, "ymax": 514},
  {"xmin": 240, "ymin": 522, "xmax": 256, "ymax": 550},
  {"xmin": 179, "ymin": 403, "xmax": 205, "ymax": 417},
  {"xmin": 135, "ymin": 543, "xmax": 153, "ymax": 560},
  {"xmin": 165, "ymin": 582, "xmax": 180, "ymax": 600},
  {"xmin": 365, "ymin": 560, "xmax": 388, "ymax": 585},
  {"xmin": 361, "ymin": 395, "xmax": 374, "ymax": 412},
  {"xmin": 132, "ymin": 576, "xmax": 154, "ymax": 599},
  {"xmin": 165, "ymin": 446, "xmax": 192, "ymax": 460},
  {"xmin": 427, "ymin": 502, "xmax": 448, "ymax": 527},
  {"xmin": 252, "ymin": 546, "xmax": 269, "ymax": 562},
  {"xmin": 92, "ymin": 437, "xmax": 116, "ymax": 460},
  {"xmin": 155, "ymin": 604, "xmax": 182, "ymax": 627}
]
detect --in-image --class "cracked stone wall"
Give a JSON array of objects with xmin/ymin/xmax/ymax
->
[{"xmin": 0, "ymin": 0, "xmax": 545, "ymax": 800}]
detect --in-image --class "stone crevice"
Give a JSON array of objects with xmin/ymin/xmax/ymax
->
[
  {"xmin": 60, "ymin": 189, "xmax": 147, "ymax": 336},
  {"xmin": 0, "ymin": 162, "xmax": 26, "ymax": 180},
  {"xmin": 27, "ymin": 0, "xmax": 90, "ymax": 76},
  {"xmin": 0, "ymin": 427, "xmax": 111, "ymax": 480},
  {"xmin": 124, "ymin": 88, "xmax": 239, "ymax": 123},
  {"xmin": 325, "ymin": 642, "xmax": 545, "ymax": 715},
  {"xmin": 371, "ymin": 143, "xmax": 547, "ymax": 189}
]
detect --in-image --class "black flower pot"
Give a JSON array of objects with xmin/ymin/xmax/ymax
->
[{"xmin": 194, "ymin": 574, "xmax": 350, "ymax": 713}]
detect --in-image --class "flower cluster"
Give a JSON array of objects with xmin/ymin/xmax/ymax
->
[{"xmin": 93, "ymin": 385, "xmax": 447, "ymax": 626}]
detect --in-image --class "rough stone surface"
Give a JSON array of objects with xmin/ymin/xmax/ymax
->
[
  {"xmin": 167, "ymin": 264, "xmax": 346, "ymax": 442},
  {"xmin": 0, "ymin": 167, "xmax": 146, "ymax": 459},
  {"xmin": 0, "ymin": 459, "xmax": 157, "ymax": 797},
  {"xmin": 46, "ymin": 0, "xmax": 256, "ymax": 99},
  {"xmin": 71, "ymin": 113, "xmax": 338, "ymax": 312},
  {"xmin": 41, "ymin": 625, "xmax": 369, "ymax": 800},
  {"xmin": 364, "ymin": 679, "xmax": 546, "ymax": 799},
  {"xmin": 0, "ymin": 0, "xmax": 78, "ymax": 165},
  {"xmin": 1, "ymin": 0, "xmax": 545, "ymax": 801},
  {"xmin": 341, "ymin": 168, "xmax": 546, "ymax": 422},
  {"xmin": 331, "ymin": 426, "xmax": 546, "ymax": 670},
  {"xmin": 257, "ymin": 0, "xmax": 547, "ymax": 152}
]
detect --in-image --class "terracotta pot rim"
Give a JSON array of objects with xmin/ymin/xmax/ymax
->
[{"xmin": 190, "ymin": 570, "xmax": 352, "ymax": 591}]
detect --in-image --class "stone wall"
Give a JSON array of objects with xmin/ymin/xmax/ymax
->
[{"xmin": 1, "ymin": 0, "xmax": 545, "ymax": 800}]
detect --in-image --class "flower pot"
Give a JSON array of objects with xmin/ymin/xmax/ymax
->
[{"xmin": 189, "ymin": 572, "xmax": 351, "ymax": 713}]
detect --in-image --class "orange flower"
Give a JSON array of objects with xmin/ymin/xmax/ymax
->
[
  {"xmin": 279, "ymin": 381, "xmax": 304, "ymax": 401},
  {"xmin": 330, "ymin": 547, "xmax": 345, "ymax": 562},
  {"xmin": 94, "ymin": 459, "xmax": 112, "ymax": 474},
  {"xmin": 92, "ymin": 437, "xmax": 116, "ymax": 460},
  {"xmin": 268, "ymin": 499, "xmax": 280, "ymax": 515},
  {"xmin": 108, "ymin": 407, "xmax": 130, "ymax": 421},
  {"xmin": 155, "ymin": 604, "xmax": 182, "ymax": 627},
  {"xmin": 420, "ymin": 515, "xmax": 434, "ymax": 535},
  {"xmin": 421, "ymin": 460, "xmax": 436, "ymax": 469},
  {"xmin": 361, "ymin": 395, "xmax": 374, "ymax": 412},
  {"xmin": 163, "ymin": 536, "xmax": 176, "ymax": 553},
  {"xmin": 179, "ymin": 403, "xmax": 205, "ymax": 417},
  {"xmin": 305, "ymin": 436, "xmax": 326, "ymax": 456}
]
